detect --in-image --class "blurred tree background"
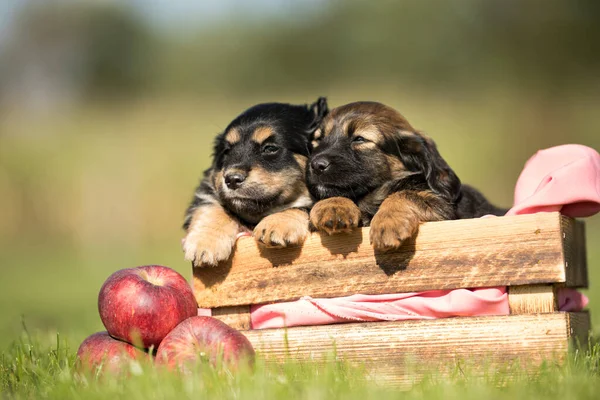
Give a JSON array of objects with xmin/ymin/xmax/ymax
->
[{"xmin": 0, "ymin": 0, "xmax": 598, "ymax": 348}]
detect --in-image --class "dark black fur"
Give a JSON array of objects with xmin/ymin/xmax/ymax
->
[
  {"xmin": 182, "ymin": 97, "xmax": 328, "ymax": 266},
  {"xmin": 184, "ymin": 98, "xmax": 328, "ymax": 229}
]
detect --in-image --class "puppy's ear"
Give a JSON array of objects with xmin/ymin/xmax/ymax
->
[
  {"xmin": 307, "ymin": 97, "xmax": 329, "ymax": 131},
  {"xmin": 211, "ymin": 131, "xmax": 227, "ymax": 168},
  {"xmin": 417, "ymin": 135, "xmax": 461, "ymax": 203}
]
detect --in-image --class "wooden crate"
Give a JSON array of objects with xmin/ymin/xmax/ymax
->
[{"xmin": 192, "ymin": 212, "xmax": 590, "ymax": 385}]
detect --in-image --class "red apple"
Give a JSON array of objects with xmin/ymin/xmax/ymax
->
[
  {"xmin": 98, "ymin": 265, "xmax": 198, "ymax": 348},
  {"xmin": 156, "ymin": 316, "xmax": 255, "ymax": 373},
  {"xmin": 76, "ymin": 331, "xmax": 147, "ymax": 374}
]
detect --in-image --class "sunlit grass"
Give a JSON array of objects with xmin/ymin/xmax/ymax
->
[{"xmin": 2, "ymin": 328, "xmax": 600, "ymax": 400}]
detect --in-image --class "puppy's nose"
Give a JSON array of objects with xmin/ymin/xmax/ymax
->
[
  {"xmin": 224, "ymin": 172, "xmax": 246, "ymax": 189},
  {"xmin": 310, "ymin": 157, "xmax": 330, "ymax": 174}
]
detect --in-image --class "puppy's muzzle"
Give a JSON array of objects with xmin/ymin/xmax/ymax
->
[
  {"xmin": 310, "ymin": 156, "xmax": 331, "ymax": 175},
  {"xmin": 224, "ymin": 171, "xmax": 247, "ymax": 190}
]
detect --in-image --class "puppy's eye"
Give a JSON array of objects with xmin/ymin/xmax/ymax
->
[
  {"xmin": 262, "ymin": 145, "xmax": 280, "ymax": 155},
  {"xmin": 352, "ymin": 136, "xmax": 366, "ymax": 143}
]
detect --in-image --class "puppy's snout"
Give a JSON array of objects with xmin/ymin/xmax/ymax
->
[
  {"xmin": 310, "ymin": 156, "xmax": 331, "ymax": 174},
  {"xmin": 224, "ymin": 172, "xmax": 246, "ymax": 189}
]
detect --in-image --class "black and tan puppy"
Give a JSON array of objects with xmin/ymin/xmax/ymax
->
[
  {"xmin": 183, "ymin": 98, "xmax": 329, "ymax": 267},
  {"xmin": 307, "ymin": 101, "xmax": 506, "ymax": 250}
]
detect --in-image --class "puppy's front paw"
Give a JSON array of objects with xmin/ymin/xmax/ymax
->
[
  {"xmin": 183, "ymin": 230, "xmax": 236, "ymax": 267},
  {"xmin": 369, "ymin": 211, "xmax": 419, "ymax": 250},
  {"xmin": 310, "ymin": 197, "xmax": 361, "ymax": 235},
  {"xmin": 253, "ymin": 210, "xmax": 309, "ymax": 248}
]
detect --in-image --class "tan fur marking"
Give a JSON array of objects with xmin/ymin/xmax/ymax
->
[
  {"xmin": 369, "ymin": 191, "xmax": 449, "ymax": 250},
  {"xmin": 183, "ymin": 204, "xmax": 240, "ymax": 267},
  {"xmin": 248, "ymin": 166, "xmax": 299, "ymax": 191},
  {"xmin": 253, "ymin": 208, "xmax": 310, "ymax": 248},
  {"xmin": 243, "ymin": 166, "xmax": 311, "ymax": 211},
  {"xmin": 354, "ymin": 142, "xmax": 378, "ymax": 150},
  {"xmin": 342, "ymin": 119, "xmax": 353, "ymax": 134},
  {"xmin": 327, "ymin": 102, "xmax": 415, "ymax": 144},
  {"xmin": 322, "ymin": 118, "xmax": 335, "ymax": 136},
  {"xmin": 213, "ymin": 170, "xmax": 224, "ymax": 193},
  {"xmin": 354, "ymin": 128, "xmax": 381, "ymax": 144},
  {"xmin": 293, "ymin": 154, "xmax": 307, "ymax": 169},
  {"xmin": 280, "ymin": 178, "xmax": 309, "ymax": 204},
  {"xmin": 384, "ymin": 154, "xmax": 408, "ymax": 180},
  {"xmin": 249, "ymin": 166, "xmax": 284, "ymax": 186},
  {"xmin": 251, "ymin": 126, "xmax": 274, "ymax": 144},
  {"xmin": 351, "ymin": 116, "xmax": 374, "ymax": 132},
  {"xmin": 224, "ymin": 128, "xmax": 241, "ymax": 144},
  {"xmin": 310, "ymin": 197, "xmax": 361, "ymax": 235}
]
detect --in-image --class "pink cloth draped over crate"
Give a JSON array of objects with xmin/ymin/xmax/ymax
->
[{"xmin": 197, "ymin": 145, "xmax": 599, "ymax": 328}]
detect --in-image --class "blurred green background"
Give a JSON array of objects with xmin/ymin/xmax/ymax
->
[{"xmin": 0, "ymin": 0, "xmax": 598, "ymax": 350}]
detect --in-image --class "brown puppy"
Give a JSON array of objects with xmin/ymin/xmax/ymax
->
[{"xmin": 306, "ymin": 101, "xmax": 506, "ymax": 250}]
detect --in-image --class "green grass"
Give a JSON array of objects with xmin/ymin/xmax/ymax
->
[{"xmin": 2, "ymin": 329, "xmax": 600, "ymax": 400}]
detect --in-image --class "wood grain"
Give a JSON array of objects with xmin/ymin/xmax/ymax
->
[
  {"xmin": 508, "ymin": 285, "xmax": 556, "ymax": 314},
  {"xmin": 211, "ymin": 306, "xmax": 251, "ymax": 331},
  {"xmin": 193, "ymin": 212, "xmax": 586, "ymax": 308},
  {"xmin": 568, "ymin": 311, "xmax": 591, "ymax": 350},
  {"xmin": 562, "ymin": 218, "xmax": 589, "ymax": 289},
  {"xmin": 243, "ymin": 312, "xmax": 588, "ymax": 386}
]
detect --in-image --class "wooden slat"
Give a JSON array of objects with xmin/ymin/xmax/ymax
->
[
  {"xmin": 193, "ymin": 212, "xmax": 586, "ymax": 308},
  {"xmin": 243, "ymin": 312, "xmax": 588, "ymax": 386},
  {"xmin": 562, "ymin": 218, "xmax": 589, "ymax": 289},
  {"xmin": 508, "ymin": 285, "xmax": 556, "ymax": 314},
  {"xmin": 568, "ymin": 311, "xmax": 591, "ymax": 350},
  {"xmin": 211, "ymin": 306, "xmax": 251, "ymax": 331}
]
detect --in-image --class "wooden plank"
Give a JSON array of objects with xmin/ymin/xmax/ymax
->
[
  {"xmin": 567, "ymin": 311, "xmax": 590, "ymax": 350},
  {"xmin": 561, "ymin": 217, "xmax": 589, "ymax": 289},
  {"xmin": 211, "ymin": 306, "xmax": 251, "ymax": 331},
  {"xmin": 243, "ymin": 312, "xmax": 588, "ymax": 386},
  {"xmin": 193, "ymin": 212, "xmax": 585, "ymax": 308},
  {"xmin": 508, "ymin": 285, "xmax": 556, "ymax": 314}
]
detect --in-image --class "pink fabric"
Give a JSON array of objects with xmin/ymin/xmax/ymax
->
[
  {"xmin": 197, "ymin": 308, "xmax": 212, "ymax": 317},
  {"xmin": 507, "ymin": 144, "xmax": 600, "ymax": 217},
  {"xmin": 243, "ymin": 144, "xmax": 599, "ymax": 329},
  {"xmin": 249, "ymin": 289, "xmax": 509, "ymax": 329},
  {"xmin": 558, "ymin": 288, "xmax": 590, "ymax": 312},
  {"xmin": 248, "ymin": 288, "xmax": 588, "ymax": 329}
]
